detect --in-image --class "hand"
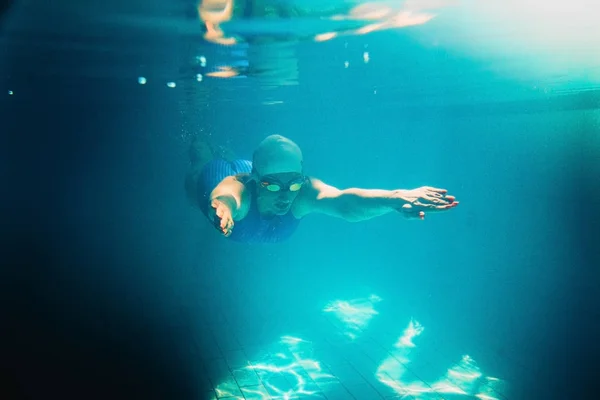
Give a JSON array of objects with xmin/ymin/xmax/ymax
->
[
  {"xmin": 209, "ymin": 198, "xmax": 234, "ymax": 236},
  {"xmin": 395, "ymin": 186, "xmax": 459, "ymax": 220}
]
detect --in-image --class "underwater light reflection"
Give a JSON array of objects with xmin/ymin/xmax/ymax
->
[
  {"xmin": 211, "ymin": 335, "xmax": 337, "ymax": 399},
  {"xmin": 322, "ymin": 294, "xmax": 381, "ymax": 340},
  {"xmin": 376, "ymin": 320, "xmax": 506, "ymax": 399},
  {"xmin": 212, "ymin": 295, "xmax": 507, "ymax": 399}
]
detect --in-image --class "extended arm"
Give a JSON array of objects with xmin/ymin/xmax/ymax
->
[{"xmin": 296, "ymin": 178, "xmax": 457, "ymax": 221}]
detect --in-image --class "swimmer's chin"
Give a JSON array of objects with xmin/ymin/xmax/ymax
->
[
  {"xmin": 263, "ymin": 206, "xmax": 291, "ymax": 217},
  {"xmin": 277, "ymin": 203, "xmax": 292, "ymax": 212}
]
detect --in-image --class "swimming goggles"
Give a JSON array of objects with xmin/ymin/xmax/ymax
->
[{"xmin": 259, "ymin": 176, "xmax": 305, "ymax": 192}]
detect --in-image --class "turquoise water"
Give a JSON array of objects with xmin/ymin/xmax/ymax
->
[
  {"xmin": 2, "ymin": 1, "xmax": 599, "ymax": 399},
  {"xmin": 175, "ymin": 3, "xmax": 597, "ymax": 398}
]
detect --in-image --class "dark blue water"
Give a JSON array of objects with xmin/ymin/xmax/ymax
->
[{"xmin": 2, "ymin": 1, "xmax": 599, "ymax": 400}]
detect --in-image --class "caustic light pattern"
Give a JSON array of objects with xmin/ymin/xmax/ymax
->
[{"xmin": 211, "ymin": 295, "xmax": 507, "ymax": 399}]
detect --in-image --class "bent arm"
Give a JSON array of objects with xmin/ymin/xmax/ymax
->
[
  {"xmin": 209, "ymin": 175, "xmax": 248, "ymax": 220},
  {"xmin": 297, "ymin": 178, "xmax": 407, "ymax": 222}
]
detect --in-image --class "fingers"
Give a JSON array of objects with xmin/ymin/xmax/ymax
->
[
  {"xmin": 445, "ymin": 201, "xmax": 459, "ymax": 209},
  {"xmin": 406, "ymin": 200, "xmax": 459, "ymax": 215},
  {"xmin": 420, "ymin": 195, "xmax": 450, "ymax": 206},
  {"xmin": 424, "ymin": 187, "xmax": 452, "ymax": 197},
  {"xmin": 217, "ymin": 212, "xmax": 234, "ymax": 235},
  {"xmin": 220, "ymin": 216, "xmax": 234, "ymax": 236},
  {"xmin": 212, "ymin": 216, "xmax": 226, "ymax": 234},
  {"xmin": 402, "ymin": 190, "xmax": 459, "ymax": 220},
  {"xmin": 430, "ymin": 201, "xmax": 459, "ymax": 211},
  {"xmin": 425, "ymin": 186, "xmax": 447, "ymax": 194},
  {"xmin": 212, "ymin": 204, "xmax": 234, "ymax": 236},
  {"xmin": 426, "ymin": 192, "xmax": 456, "ymax": 206},
  {"xmin": 214, "ymin": 219, "xmax": 233, "ymax": 236},
  {"xmin": 429, "ymin": 196, "xmax": 451, "ymax": 205}
]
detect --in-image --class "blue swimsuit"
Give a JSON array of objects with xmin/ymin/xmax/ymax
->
[{"xmin": 197, "ymin": 159, "xmax": 301, "ymax": 244}]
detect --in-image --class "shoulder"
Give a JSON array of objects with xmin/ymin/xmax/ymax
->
[
  {"xmin": 292, "ymin": 177, "xmax": 341, "ymax": 218},
  {"xmin": 234, "ymin": 173, "xmax": 253, "ymax": 193},
  {"xmin": 301, "ymin": 177, "xmax": 341, "ymax": 199},
  {"xmin": 218, "ymin": 173, "xmax": 251, "ymax": 191}
]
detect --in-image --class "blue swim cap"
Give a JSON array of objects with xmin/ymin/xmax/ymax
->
[{"xmin": 252, "ymin": 135, "xmax": 303, "ymax": 175}]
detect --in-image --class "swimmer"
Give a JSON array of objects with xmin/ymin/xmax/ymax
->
[{"xmin": 185, "ymin": 135, "xmax": 458, "ymax": 244}]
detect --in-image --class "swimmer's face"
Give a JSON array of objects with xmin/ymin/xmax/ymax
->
[{"xmin": 255, "ymin": 172, "xmax": 305, "ymax": 216}]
